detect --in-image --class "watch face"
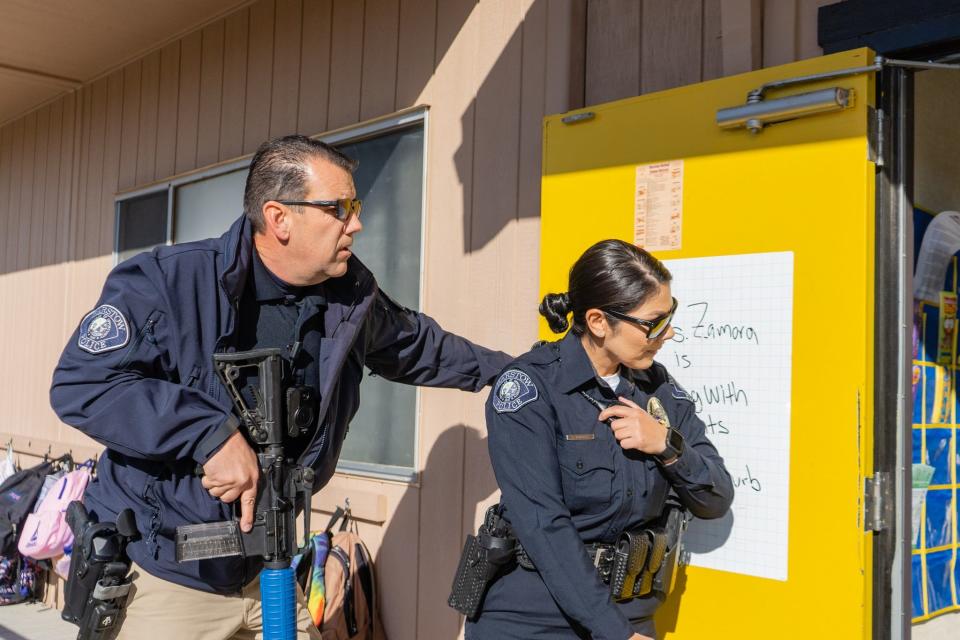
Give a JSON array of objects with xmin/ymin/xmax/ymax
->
[{"xmin": 666, "ymin": 428, "xmax": 684, "ymax": 455}]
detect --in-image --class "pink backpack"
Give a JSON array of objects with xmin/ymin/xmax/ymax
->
[{"xmin": 18, "ymin": 468, "xmax": 90, "ymax": 559}]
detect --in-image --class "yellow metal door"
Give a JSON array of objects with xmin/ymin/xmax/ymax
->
[{"xmin": 540, "ymin": 49, "xmax": 877, "ymax": 639}]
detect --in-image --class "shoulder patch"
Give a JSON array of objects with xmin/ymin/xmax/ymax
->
[
  {"xmin": 77, "ymin": 304, "xmax": 130, "ymax": 354},
  {"xmin": 492, "ymin": 369, "xmax": 539, "ymax": 414},
  {"xmin": 667, "ymin": 373, "xmax": 693, "ymax": 404}
]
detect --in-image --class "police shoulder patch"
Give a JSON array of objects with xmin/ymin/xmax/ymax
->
[
  {"xmin": 492, "ymin": 369, "xmax": 539, "ymax": 414},
  {"xmin": 667, "ymin": 373, "xmax": 694, "ymax": 404},
  {"xmin": 78, "ymin": 304, "xmax": 130, "ymax": 354}
]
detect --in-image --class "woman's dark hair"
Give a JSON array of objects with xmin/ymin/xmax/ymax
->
[{"xmin": 539, "ymin": 239, "xmax": 672, "ymax": 334}]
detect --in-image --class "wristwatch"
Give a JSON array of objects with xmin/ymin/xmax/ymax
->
[
  {"xmin": 656, "ymin": 427, "xmax": 685, "ymax": 464},
  {"xmin": 646, "ymin": 397, "xmax": 684, "ymax": 464}
]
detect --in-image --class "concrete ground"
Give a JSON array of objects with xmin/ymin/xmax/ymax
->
[
  {"xmin": 913, "ymin": 610, "xmax": 960, "ymax": 640},
  {"xmin": 0, "ymin": 600, "xmax": 956, "ymax": 639},
  {"xmin": 0, "ymin": 602, "xmax": 75, "ymax": 640}
]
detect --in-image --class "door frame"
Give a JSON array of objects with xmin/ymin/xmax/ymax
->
[{"xmin": 873, "ymin": 63, "xmax": 914, "ymax": 640}]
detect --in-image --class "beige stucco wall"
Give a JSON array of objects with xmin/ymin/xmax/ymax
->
[{"xmin": 0, "ymin": 0, "xmax": 832, "ymax": 637}]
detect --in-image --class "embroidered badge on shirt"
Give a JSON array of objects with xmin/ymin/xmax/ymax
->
[
  {"xmin": 667, "ymin": 373, "xmax": 693, "ymax": 404},
  {"xmin": 492, "ymin": 369, "xmax": 538, "ymax": 413},
  {"xmin": 77, "ymin": 304, "xmax": 130, "ymax": 354}
]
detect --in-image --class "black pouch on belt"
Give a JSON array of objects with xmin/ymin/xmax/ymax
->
[
  {"xmin": 635, "ymin": 528, "xmax": 669, "ymax": 598},
  {"xmin": 609, "ymin": 530, "xmax": 650, "ymax": 602},
  {"xmin": 447, "ymin": 505, "xmax": 517, "ymax": 619}
]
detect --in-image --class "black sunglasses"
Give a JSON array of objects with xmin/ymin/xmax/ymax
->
[
  {"xmin": 603, "ymin": 297, "xmax": 678, "ymax": 339},
  {"xmin": 276, "ymin": 198, "xmax": 363, "ymax": 223}
]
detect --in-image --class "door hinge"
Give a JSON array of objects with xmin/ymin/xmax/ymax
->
[
  {"xmin": 864, "ymin": 471, "xmax": 892, "ymax": 532},
  {"xmin": 868, "ymin": 106, "xmax": 887, "ymax": 167}
]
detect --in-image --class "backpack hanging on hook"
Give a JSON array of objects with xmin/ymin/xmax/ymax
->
[{"xmin": 293, "ymin": 502, "xmax": 387, "ymax": 639}]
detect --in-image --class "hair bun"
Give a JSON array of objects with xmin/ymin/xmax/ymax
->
[{"xmin": 539, "ymin": 292, "xmax": 571, "ymax": 333}]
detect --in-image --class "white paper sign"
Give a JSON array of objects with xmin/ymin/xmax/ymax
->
[{"xmin": 659, "ymin": 252, "xmax": 794, "ymax": 581}]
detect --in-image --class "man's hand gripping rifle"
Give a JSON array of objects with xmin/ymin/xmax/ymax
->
[{"xmin": 175, "ymin": 349, "xmax": 315, "ymax": 640}]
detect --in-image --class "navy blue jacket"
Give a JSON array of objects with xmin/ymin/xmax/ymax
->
[
  {"xmin": 50, "ymin": 214, "xmax": 511, "ymax": 593},
  {"xmin": 468, "ymin": 332, "xmax": 733, "ymax": 640}
]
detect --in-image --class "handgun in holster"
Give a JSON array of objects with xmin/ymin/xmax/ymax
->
[
  {"xmin": 650, "ymin": 502, "xmax": 689, "ymax": 599},
  {"xmin": 447, "ymin": 504, "xmax": 517, "ymax": 619},
  {"xmin": 62, "ymin": 501, "xmax": 139, "ymax": 640}
]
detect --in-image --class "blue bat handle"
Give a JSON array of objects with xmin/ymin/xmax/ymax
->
[{"xmin": 261, "ymin": 566, "xmax": 297, "ymax": 640}]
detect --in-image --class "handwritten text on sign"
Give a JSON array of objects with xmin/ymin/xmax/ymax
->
[{"xmin": 659, "ymin": 252, "xmax": 794, "ymax": 581}]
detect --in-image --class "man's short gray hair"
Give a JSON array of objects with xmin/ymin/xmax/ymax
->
[{"xmin": 243, "ymin": 135, "xmax": 358, "ymax": 233}]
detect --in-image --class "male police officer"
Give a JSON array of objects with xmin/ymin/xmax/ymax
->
[{"xmin": 50, "ymin": 135, "xmax": 511, "ymax": 639}]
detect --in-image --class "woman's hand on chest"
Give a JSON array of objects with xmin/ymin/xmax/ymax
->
[{"xmin": 598, "ymin": 396, "xmax": 668, "ymax": 456}]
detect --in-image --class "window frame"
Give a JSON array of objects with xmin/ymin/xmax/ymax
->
[{"xmin": 113, "ymin": 107, "xmax": 430, "ymax": 483}]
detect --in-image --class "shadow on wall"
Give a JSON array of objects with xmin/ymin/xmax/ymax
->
[
  {"xmin": 453, "ymin": 26, "xmax": 532, "ymax": 254},
  {"xmin": 453, "ymin": 0, "xmax": 583, "ymax": 253},
  {"xmin": 376, "ymin": 424, "xmax": 499, "ymax": 638},
  {"xmin": 655, "ymin": 509, "xmax": 735, "ymax": 635}
]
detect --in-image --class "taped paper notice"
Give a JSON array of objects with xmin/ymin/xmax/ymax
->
[{"xmin": 635, "ymin": 160, "xmax": 683, "ymax": 251}]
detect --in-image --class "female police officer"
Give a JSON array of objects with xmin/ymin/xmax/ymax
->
[{"xmin": 466, "ymin": 239, "xmax": 734, "ymax": 640}]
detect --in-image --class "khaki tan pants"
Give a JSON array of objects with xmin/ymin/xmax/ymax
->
[{"xmin": 116, "ymin": 563, "xmax": 322, "ymax": 640}]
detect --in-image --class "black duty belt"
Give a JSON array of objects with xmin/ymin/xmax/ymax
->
[
  {"xmin": 518, "ymin": 527, "xmax": 670, "ymax": 602},
  {"xmin": 517, "ymin": 504, "xmax": 688, "ymax": 603},
  {"xmin": 448, "ymin": 503, "xmax": 688, "ymax": 619}
]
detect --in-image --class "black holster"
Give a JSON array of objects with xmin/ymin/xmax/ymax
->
[
  {"xmin": 447, "ymin": 505, "xmax": 516, "ymax": 619},
  {"xmin": 62, "ymin": 501, "xmax": 138, "ymax": 640}
]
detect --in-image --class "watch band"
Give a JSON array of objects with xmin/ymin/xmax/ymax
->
[{"xmin": 656, "ymin": 427, "xmax": 684, "ymax": 463}]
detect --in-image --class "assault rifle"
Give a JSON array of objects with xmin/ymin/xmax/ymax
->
[{"xmin": 175, "ymin": 348, "xmax": 315, "ymax": 640}]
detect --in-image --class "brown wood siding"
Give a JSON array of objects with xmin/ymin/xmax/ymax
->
[
  {"xmin": 175, "ymin": 30, "xmax": 203, "ymax": 175},
  {"xmin": 221, "ymin": 9, "xmax": 250, "ymax": 160},
  {"xmin": 327, "ymin": 0, "xmax": 365, "ymax": 130},
  {"xmin": 29, "ymin": 107, "xmax": 48, "ymax": 269},
  {"xmin": 244, "ymin": 0, "xmax": 276, "ymax": 154},
  {"xmin": 0, "ymin": 0, "xmax": 833, "ymax": 636},
  {"xmin": 198, "ymin": 22, "xmax": 227, "ymax": 168},
  {"xmin": 395, "ymin": 0, "xmax": 435, "ymax": 108},
  {"xmin": 18, "ymin": 111, "xmax": 36, "ymax": 271},
  {"xmin": 157, "ymin": 42, "xmax": 181, "ymax": 180},
  {"xmin": 119, "ymin": 63, "xmax": 142, "ymax": 193},
  {"xmin": 270, "ymin": 0, "xmax": 303, "ymax": 138},
  {"xmin": 584, "ymin": 0, "xmax": 831, "ymax": 105},
  {"xmin": 585, "ymin": 0, "xmax": 641, "ymax": 105},
  {"xmin": 360, "ymin": 0, "xmax": 400, "ymax": 120},
  {"xmin": 101, "ymin": 71, "xmax": 124, "ymax": 257},
  {"xmin": 42, "ymin": 100, "xmax": 63, "ymax": 266},
  {"xmin": 137, "ymin": 52, "xmax": 162, "ymax": 186},
  {"xmin": 296, "ymin": 0, "xmax": 332, "ymax": 135},
  {"xmin": 7, "ymin": 120, "xmax": 24, "ymax": 271}
]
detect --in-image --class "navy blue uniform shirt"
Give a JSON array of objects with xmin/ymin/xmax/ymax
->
[
  {"xmin": 235, "ymin": 248, "xmax": 327, "ymax": 462},
  {"xmin": 50, "ymin": 214, "xmax": 511, "ymax": 593},
  {"xmin": 468, "ymin": 332, "xmax": 733, "ymax": 640}
]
